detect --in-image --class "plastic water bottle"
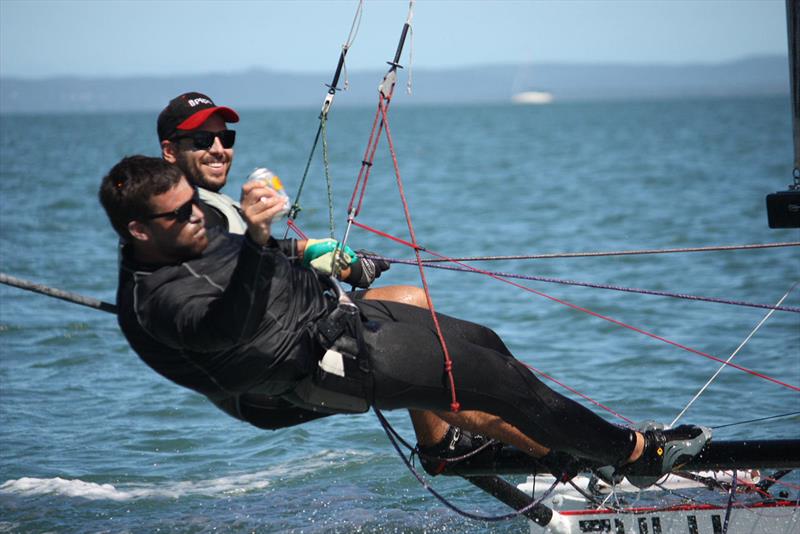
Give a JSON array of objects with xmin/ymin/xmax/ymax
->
[{"xmin": 247, "ymin": 167, "xmax": 290, "ymax": 219}]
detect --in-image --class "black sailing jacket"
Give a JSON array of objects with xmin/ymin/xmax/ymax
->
[{"xmin": 116, "ymin": 228, "xmax": 333, "ymax": 428}]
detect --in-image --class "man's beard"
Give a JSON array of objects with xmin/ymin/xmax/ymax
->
[{"xmin": 175, "ymin": 151, "xmax": 226, "ymax": 192}]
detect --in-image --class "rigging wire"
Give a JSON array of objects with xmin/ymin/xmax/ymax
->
[
  {"xmin": 711, "ymin": 411, "xmax": 800, "ymax": 430},
  {"xmin": 375, "ymin": 255, "xmax": 800, "ymax": 314},
  {"xmin": 351, "ymin": 219, "xmax": 800, "ymax": 393},
  {"xmin": 375, "ymin": 408, "xmax": 561, "ymax": 522},
  {"xmin": 405, "ymin": 11, "xmax": 414, "ymax": 94},
  {"xmin": 525, "ymin": 363, "xmax": 634, "ymax": 424},
  {"xmin": 377, "ymin": 408, "xmax": 500, "ymax": 471},
  {"xmin": 331, "ymin": 0, "xmax": 469, "ymax": 411},
  {"xmin": 372, "ymin": 77, "xmax": 463, "ymax": 411},
  {"xmin": 284, "ymin": 0, "xmax": 364, "ymax": 236},
  {"xmin": 321, "ymin": 116, "xmax": 336, "ymax": 237},
  {"xmin": 721, "ymin": 472, "xmax": 738, "ymax": 534},
  {"xmin": 671, "ymin": 281, "xmax": 800, "ymax": 427},
  {"xmin": 408, "ymin": 241, "xmax": 800, "ymax": 263}
]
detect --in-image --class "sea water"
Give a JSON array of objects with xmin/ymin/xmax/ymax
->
[{"xmin": 1, "ymin": 96, "xmax": 798, "ymax": 533}]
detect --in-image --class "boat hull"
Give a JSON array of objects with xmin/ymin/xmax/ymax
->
[{"xmin": 520, "ymin": 473, "xmax": 800, "ymax": 534}]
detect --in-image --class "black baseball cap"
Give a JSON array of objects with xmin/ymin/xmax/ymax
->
[{"xmin": 157, "ymin": 92, "xmax": 239, "ymax": 142}]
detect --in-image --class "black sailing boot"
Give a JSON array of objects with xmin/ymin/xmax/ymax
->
[
  {"xmin": 416, "ymin": 425, "xmax": 496, "ymax": 476},
  {"xmin": 537, "ymin": 450, "xmax": 583, "ymax": 482},
  {"xmin": 622, "ymin": 424, "xmax": 712, "ymax": 489},
  {"xmin": 593, "ymin": 420, "xmax": 664, "ymax": 486}
]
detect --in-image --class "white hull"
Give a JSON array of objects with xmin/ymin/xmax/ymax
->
[{"xmin": 520, "ymin": 472, "xmax": 800, "ymax": 534}]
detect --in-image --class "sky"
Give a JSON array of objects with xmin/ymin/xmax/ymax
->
[{"xmin": 0, "ymin": 0, "xmax": 788, "ymax": 79}]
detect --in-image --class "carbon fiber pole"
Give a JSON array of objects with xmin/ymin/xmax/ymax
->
[
  {"xmin": 788, "ymin": 0, "xmax": 800, "ymax": 173},
  {"xmin": 0, "ymin": 272, "xmax": 117, "ymax": 314}
]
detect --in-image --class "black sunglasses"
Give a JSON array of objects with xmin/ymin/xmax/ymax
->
[
  {"xmin": 144, "ymin": 189, "xmax": 201, "ymax": 223},
  {"xmin": 171, "ymin": 130, "xmax": 236, "ymax": 150}
]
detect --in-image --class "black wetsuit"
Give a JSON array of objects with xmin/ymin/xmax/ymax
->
[
  {"xmin": 117, "ymin": 228, "xmax": 635, "ymax": 466},
  {"xmin": 117, "ymin": 228, "xmax": 333, "ymax": 429}
]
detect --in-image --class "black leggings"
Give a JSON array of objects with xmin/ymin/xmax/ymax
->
[{"xmin": 356, "ymin": 300, "xmax": 635, "ymax": 466}]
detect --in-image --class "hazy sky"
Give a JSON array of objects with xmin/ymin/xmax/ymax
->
[{"xmin": 0, "ymin": 0, "xmax": 788, "ymax": 79}]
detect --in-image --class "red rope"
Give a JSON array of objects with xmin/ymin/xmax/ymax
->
[
  {"xmin": 348, "ymin": 221, "xmax": 631, "ymax": 421},
  {"xmin": 348, "ymin": 98, "xmax": 391, "ymax": 218},
  {"xmin": 377, "ymin": 94, "xmax": 460, "ymax": 412},
  {"xmin": 526, "ymin": 363, "xmax": 634, "ymax": 424},
  {"xmin": 286, "ymin": 218, "xmax": 308, "ymax": 240},
  {"xmin": 347, "ymin": 101, "xmax": 379, "ymax": 216},
  {"xmin": 342, "ymin": 72, "xmax": 462, "ymax": 412},
  {"xmin": 350, "ymin": 220, "xmax": 800, "ymax": 394}
]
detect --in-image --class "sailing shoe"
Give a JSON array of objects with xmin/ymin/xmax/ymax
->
[
  {"xmin": 538, "ymin": 450, "xmax": 583, "ymax": 482},
  {"xmin": 593, "ymin": 464, "xmax": 625, "ymax": 486},
  {"xmin": 593, "ymin": 420, "xmax": 666, "ymax": 486},
  {"xmin": 417, "ymin": 425, "xmax": 495, "ymax": 476},
  {"xmin": 623, "ymin": 424, "xmax": 712, "ymax": 489},
  {"xmin": 636, "ymin": 420, "xmax": 666, "ymax": 433}
]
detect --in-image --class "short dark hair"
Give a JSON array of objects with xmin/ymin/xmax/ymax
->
[{"xmin": 98, "ymin": 155, "xmax": 184, "ymax": 240}]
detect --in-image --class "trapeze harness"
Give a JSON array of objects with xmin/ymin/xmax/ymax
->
[{"xmin": 198, "ymin": 188, "xmax": 247, "ymax": 235}]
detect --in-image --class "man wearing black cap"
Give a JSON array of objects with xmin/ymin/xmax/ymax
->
[{"xmin": 157, "ymin": 92, "xmax": 246, "ymax": 234}]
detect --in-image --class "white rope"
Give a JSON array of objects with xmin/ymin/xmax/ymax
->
[
  {"xmin": 345, "ymin": 0, "xmax": 364, "ymax": 47},
  {"xmin": 340, "ymin": 0, "xmax": 364, "ymax": 92},
  {"xmin": 671, "ymin": 281, "xmax": 799, "ymax": 427},
  {"xmin": 406, "ymin": 0, "xmax": 414, "ymax": 95}
]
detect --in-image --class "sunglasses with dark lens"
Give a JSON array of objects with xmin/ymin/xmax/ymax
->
[
  {"xmin": 172, "ymin": 130, "xmax": 236, "ymax": 150},
  {"xmin": 145, "ymin": 189, "xmax": 201, "ymax": 223}
]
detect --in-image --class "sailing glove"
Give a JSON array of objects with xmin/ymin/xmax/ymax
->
[
  {"xmin": 346, "ymin": 251, "xmax": 390, "ymax": 288},
  {"xmin": 303, "ymin": 238, "xmax": 357, "ymax": 275}
]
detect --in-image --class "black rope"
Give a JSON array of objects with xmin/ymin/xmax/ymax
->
[
  {"xmin": 376, "ymin": 409, "xmax": 500, "ymax": 468},
  {"xmin": 374, "ymin": 408, "xmax": 560, "ymax": 522},
  {"xmin": 411, "ymin": 242, "xmax": 800, "ymax": 263},
  {"xmin": 721, "ymin": 471, "xmax": 738, "ymax": 534},
  {"xmin": 374, "ymin": 256, "xmax": 800, "ymax": 313},
  {"xmin": 711, "ymin": 411, "xmax": 800, "ymax": 430},
  {"xmin": 286, "ymin": 0, "xmax": 363, "ymax": 227}
]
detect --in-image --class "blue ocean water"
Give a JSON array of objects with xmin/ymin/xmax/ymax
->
[{"xmin": 0, "ymin": 95, "xmax": 798, "ymax": 533}]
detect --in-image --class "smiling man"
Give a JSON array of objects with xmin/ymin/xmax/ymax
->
[{"xmin": 157, "ymin": 92, "xmax": 245, "ymax": 233}]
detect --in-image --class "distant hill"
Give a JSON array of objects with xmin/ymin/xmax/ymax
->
[{"xmin": 0, "ymin": 55, "xmax": 789, "ymax": 114}]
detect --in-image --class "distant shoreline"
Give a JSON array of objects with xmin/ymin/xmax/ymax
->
[
  {"xmin": 0, "ymin": 93, "xmax": 789, "ymax": 119},
  {"xmin": 0, "ymin": 55, "xmax": 789, "ymax": 115}
]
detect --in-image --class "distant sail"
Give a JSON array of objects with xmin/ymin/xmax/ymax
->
[{"xmin": 511, "ymin": 91, "xmax": 554, "ymax": 105}]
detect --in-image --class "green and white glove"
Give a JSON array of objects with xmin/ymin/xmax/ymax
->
[{"xmin": 303, "ymin": 238, "xmax": 357, "ymax": 275}]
